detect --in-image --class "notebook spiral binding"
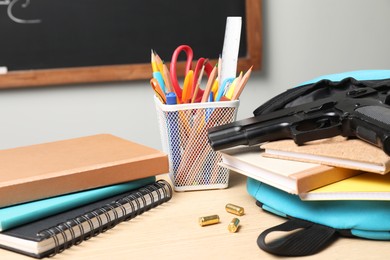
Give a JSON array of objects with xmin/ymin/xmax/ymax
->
[{"xmin": 36, "ymin": 180, "xmax": 172, "ymax": 257}]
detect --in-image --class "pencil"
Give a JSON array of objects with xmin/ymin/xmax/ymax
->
[
  {"xmin": 201, "ymin": 64, "xmax": 218, "ymax": 102},
  {"xmin": 210, "ymin": 78, "xmax": 219, "ymax": 102},
  {"xmin": 191, "ymin": 63, "xmax": 206, "ymax": 103},
  {"xmin": 162, "ymin": 62, "xmax": 174, "ymax": 94},
  {"xmin": 150, "ymin": 49, "xmax": 158, "ymax": 73},
  {"xmin": 231, "ymin": 66, "xmax": 253, "ymax": 100},
  {"xmin": 153, "ymin": 50, "xmax": 164, "ymax": 72},
  {"xmin": 218, "ymin": 54, "xmax": 222, "ymax": 80}
]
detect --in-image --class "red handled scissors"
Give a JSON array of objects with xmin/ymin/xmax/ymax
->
[{"xmin": 170, "ymin": 45, "xmax": 213, "ymax": 103}]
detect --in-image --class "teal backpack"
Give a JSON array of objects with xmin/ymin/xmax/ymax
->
[
  {"xmin": 248, "ymin": 178, "xmax": 390, "ymax": 256},
  {"xmin": 247, "ymin": 70, "xmax": 390, "ymax": 256}
]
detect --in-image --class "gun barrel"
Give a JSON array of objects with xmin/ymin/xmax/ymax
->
[
  {"xmin": 208, "ymin": 116, "xmax": 294, "ymax": 151},
  {"xmin": 207, "ymin": 125, "xmax": 249, "ymax": 151}
]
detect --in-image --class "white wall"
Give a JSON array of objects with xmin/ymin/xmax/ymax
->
[{"xmin": 1, "ymin": 0, "xmax": 389, "ymax": 150}]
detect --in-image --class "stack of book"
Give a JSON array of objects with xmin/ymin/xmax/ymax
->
[
  {"xmin": 0, "ymin": 134, "xmax": 172, "ymax": 258},
  {"xmin": 219, "ymin": 136, "xmax": 390, "ymax": 201}
]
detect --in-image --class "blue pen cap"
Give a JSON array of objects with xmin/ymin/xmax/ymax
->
[{"xmin": 166, "ymin": 92, "xmax": 177, "ymax": 105}]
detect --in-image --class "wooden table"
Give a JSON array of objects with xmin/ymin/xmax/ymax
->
[{"xmin": 1, "ymin": 171, "xmax": 390, "ymax": 259}]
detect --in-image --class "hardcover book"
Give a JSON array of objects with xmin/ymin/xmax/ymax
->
[
  {"xmin": 261, "ymin": 136, "xmax": 390, "ymax": 174},
  {"xmin": 219, "ymin": 145, "xmax": 360, "ymax": 194},
  {"xmin": 0, "ymin": 134, "xmax": 168, "ymax": 207}
]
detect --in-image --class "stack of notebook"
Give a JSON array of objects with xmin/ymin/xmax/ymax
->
[
  {"xmin": 219, "ymin": 136, "xmax": 390, "ymax": 201},
  {"xmin": 0, "ymin": 134, "xmax": 172, "ymax": 258}
]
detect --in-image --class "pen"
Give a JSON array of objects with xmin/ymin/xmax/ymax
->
[
  {"xmin": 166, "ymin": 92, "xmax": 177, "ymax": 105},
  {"xmin": 206, "ymin": 92, "xmax": 214, "ymax": 119},
  {"xmin": 215, "ymin": 77, "xmax": 234, "ymax": 101},
  {"xmin": 165, "ymin": 92, "xmax": 181, "ymax": 175},
  {"xmin": 154, "ymin": 72, "xmax": 166, "ymax": 93},
  {"xmin": 208, "ymin": 92, "xmax": 214, "ymax": 102}
]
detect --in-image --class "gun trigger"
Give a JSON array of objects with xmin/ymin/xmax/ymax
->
[{"xmin": 292, "ymin": 119, "xmax": 342, "ymax": 145}]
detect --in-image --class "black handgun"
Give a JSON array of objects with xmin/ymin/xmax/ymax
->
[{"xmin": 207, "ymin": 78, "xmax": 390, "ymax": 155}]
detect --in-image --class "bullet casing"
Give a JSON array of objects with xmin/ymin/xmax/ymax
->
[
  {"xmin": 199, "ymin": 215, "xmax": 220, "ymax": 226},
  {"xmin": 228, "ymin": 218, "xmax": 240, "ymax": 233},
  {"xmin": 225, "ymin": 203, "xmax": 244, "ymax": 216}
]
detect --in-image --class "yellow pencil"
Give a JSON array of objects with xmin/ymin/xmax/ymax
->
[
  {"xmin": 210, "ymin": 78, "xmax": 219, "ymax": 101},
  {"xmin": 153, "ymin": 50, "xmax": 164, "ymax": 73},
  {"xmin": 150, "ymin": 49, "xmax": 158, "ymax": 73}
]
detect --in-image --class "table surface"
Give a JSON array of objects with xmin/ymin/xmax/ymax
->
[{"xmin": 1, "ymin": 171, "xmax": 390, "ymax": 260}]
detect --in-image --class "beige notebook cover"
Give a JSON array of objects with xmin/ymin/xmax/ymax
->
[
  {"xmin": 0, "ymin": 134, "xmax": 168, "ymax": 207},
  {"xmin": 219, "ymin": 145, "xmax": 359, "ymax": 194},
  {"xmin": 261, "ymin": 136, "xmax": 390, "ymax": 174}
]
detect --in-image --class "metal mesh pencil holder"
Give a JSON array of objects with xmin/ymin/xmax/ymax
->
[{"xmin": 154, "ymin": 96, "xmax": 240, "ymax": 191}]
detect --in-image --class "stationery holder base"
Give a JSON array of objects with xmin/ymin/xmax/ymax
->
[{"xmin": 154, "ymin": 96, "xmax": 239, "ymax": 191}]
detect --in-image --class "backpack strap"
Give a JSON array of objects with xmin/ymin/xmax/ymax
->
[{"xmin": 257, "ymin": 218, "xmax": 337, "ymax": 256}]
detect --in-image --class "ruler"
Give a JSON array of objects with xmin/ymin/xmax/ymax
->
[{"xmin": 219, "ymin": 16, "xmax": 242, "ymax": 94}]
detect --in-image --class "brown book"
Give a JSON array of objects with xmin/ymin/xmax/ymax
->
[
  {"xmin": 0, "ymin": 134, "xmax": 168, "ymax": 207},
  {"xmin": 261, "ymin": 136, "xmax": 390, "ymax": 174},
  {"xmin": 219, "ymin": 145, "xmax": 360, "ymax": 194}
]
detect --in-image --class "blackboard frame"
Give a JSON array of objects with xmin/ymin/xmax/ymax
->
[{"xmin": 0, "ymin": 0, "xmax": 262, "ymax": 89}]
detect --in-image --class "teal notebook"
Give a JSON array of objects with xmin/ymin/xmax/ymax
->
[{"xmin": 0, "ymin": 176, "xmax": 155, "ymax": 231}]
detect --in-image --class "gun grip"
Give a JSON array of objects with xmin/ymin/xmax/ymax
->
[{"xmin": 354, "ymin": 106, "xmax": 390, "ymax": 155}]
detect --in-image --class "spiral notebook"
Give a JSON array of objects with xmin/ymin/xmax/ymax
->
[
  {"xmin": 0, "ymin": 180, "xmax": 172, "ymax": 259},
  {"xmin": 0, "ymin": 176, "xmax": 155, "ymax": 232}
]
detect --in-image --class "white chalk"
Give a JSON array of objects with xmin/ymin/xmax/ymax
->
[{"xmin": 0, "ymin": 67, "xmax": 8, "ymax": 74}]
